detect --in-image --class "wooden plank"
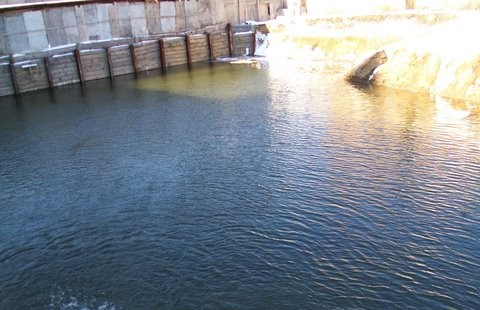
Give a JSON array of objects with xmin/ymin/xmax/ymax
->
[
  {"xmin": 185, "ymin": 34, "xmax": 192, "ymax": 68},
  {"xmin": 130, "ymin": 44, "xmax": 138, "ymax": 77},
  {"xmin": 227, "ymin": 23, "xmax": 233, "ymax": 57},
  {"xmin": 44, "ymin": 56, "xmax": 54, "ymax": 89},
  {"xmin": 9, "ymin": 56, "xmax": 20, "ymax": 95},
  {"xmin": 159, "ymin": 39, "xmax": 167, "ymax": 73},
  {"xmin": 107, "ymin": 47, "xmax": 115, "ymax": 78},
  {"xmin": 207, "ymin": 33, "xmax": 214, "ymax": 61},
  {"xmin": 251, "ymin": 31, "xmax": 256, "ymax": 56},
  {"xmin": 74, "ymin": 46, "xmax": 85, "ymax": 84}
]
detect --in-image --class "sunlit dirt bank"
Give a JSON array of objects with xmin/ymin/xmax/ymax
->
[{"xmin": 265, "ymin": 11, "xmax": 480, "ymax": 107}]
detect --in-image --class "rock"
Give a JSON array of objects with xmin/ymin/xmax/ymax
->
[{"xmin": 345, "ymin": 50, "xmax": 388, "ymax": 84}]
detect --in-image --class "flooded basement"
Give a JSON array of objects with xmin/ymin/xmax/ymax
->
[{"xmin": 0, "ymin": 63, "xmax": 479, "ymax": 309}]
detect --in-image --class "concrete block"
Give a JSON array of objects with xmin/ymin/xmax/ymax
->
[
  {"xmin": 5, "ymin": 14, "xmax": 26, "ymax": 35},
  {"xmin": 8, "ymin": 33, "xmax": 30, "ymax": 53},
  {"xmin": 84, "ymin": 5, "xmax": 98, "ymax": 25},
  {"xmin": 65, "ymin": 26, "xmax": 80, "ymax": 44},
  {"xmin": 0, "ymin": 17, "xmax": 9, "ymax": 54},
  {"xmin": 199, "ymin": 12, "xmax": 215, "ymax": 27},
  {"xmin": 86, "ymin": 23, "xmax": 100, "ymax": 40},
  {"xmin": 116, "ymin": 3, "xmax": 132, "ymax": 37},
  {"xmin": 161, "ymin": 17, "xmax": 176, "ymax": 33},
  {"xmin": 44, "ymin": 9, "xmax": 67, "ymax": 46},
  {"xmin": 46, "ymin": 28, "xmax": 67, "ymax": 47},
  {"xmin": 74, "ymin": 6, "xmax": 88, "ymax": 41},
  {"xmin": 186, "ymin": 15, "xmax": 200, "ymax": 29},
  {"xmin": 24, "ymin": 11, "xmax": 45, "ymax": 32},
  {"xmin": 175, "ymin": 2, "xmax": 186, "ymax": 31},
  {"xmin": 131, "ymin": 17, "xmax": 147, "ymax": 37},
  {"xmin": 117, "ymin": 3, "xmax": 131, "ymax": 19},
  {"xmin": 205, "ymin": 0, "xmax": 226, "ymax": 24},
  {"xmin": 98, "ymin": 22, "xmax": 112, "ymax": 40},
  {"xmin": 145, "ymin": 2, "xmax": 161, "ymax": 35},
  {"xmin": 185, "ymin": 1, "xmax": 199, "ymax": 15},
  {"xmin": 119, "ymin": 19, "xmax": 132, "ymax": 37},
  {"xmin": 160, "ymin": 2, "xmax": 176, "ymax": 17},
  {"xmin": 62, "ymin": 8, "xmax": 77, "ymax": 28},
  {"xmin": 27, "ymin": 30, "xmax": 48, "ymax": 51},
  {"xmin": 130, "ymin": 3, "xmax": 146, "ymax": 19},
  {"xmin": 44, "ymin": 9, "xmax": 64, "ymax": 29},
  {"xmin": 97, "ymin": 4, "xmax": 111, "ymax": 22},
  {"xmin": 108, "ymin": 5, "xmax": 120, "ymax": 38}
]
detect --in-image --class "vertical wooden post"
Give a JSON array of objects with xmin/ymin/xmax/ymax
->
[
  {"xmin": 227, "ymin": 23, "xmax": 233, "ymax": 57},
  {"xmin": 405, "ymin": 0, "xmax": 415, "ymax": 9},
  {"xmin": 130, "ymin": 44, "xmax": 138, "ymax": 78},
  {"xmin": 44, "ymin": 56, "xmax": 54, "ymax": 89},
  {"xmin": 106, "ymin": 47, "xmax": 114, "ymax": 80},
  {"xmin": 9, "ymin": 55, "xmax": 20, "ymax": 95},
  {"xmin": 207, "ymin": 33, "xmax": 214, "ymax": 61},
  {"xmin": 159, "ymin": 38, "xmax": 167, "ymax": 73},
  {"xmin": 185, "ymin": 34, "xmax": 192, "ymax": 68},
  {"xmin": 251, "ymin": 31, "xmax": 256, "ymax": 56},
  {"xmin": 74, "ymin": 44, "xmax": 84, "ymax": 84}
]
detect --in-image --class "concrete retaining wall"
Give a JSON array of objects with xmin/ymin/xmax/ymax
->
[
  {"xmin": 0, "ymin": 29, "xmax": 255, "ymax": 97},
  {"xmin": 0, "ymin": 0, "xmax": 286, "ymax": 55},
  {"xmin": 0, "ymin": 1, "xmax": 228, "ymax": 55},
  {"xmin": 224, "ymin": 0, "xmax": 284, "ymax": 24}
]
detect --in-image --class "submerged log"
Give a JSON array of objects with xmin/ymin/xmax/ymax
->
[{"xmin": 345, "ymin": 50, "xmax": 388, "ymax": 85}]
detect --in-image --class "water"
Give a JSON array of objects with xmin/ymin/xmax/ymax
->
[{"xmin": 0, "ymin": 62, "xmax": 479, "ymax": 309}]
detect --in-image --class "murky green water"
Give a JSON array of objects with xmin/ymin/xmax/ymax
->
[{"xmin": 0, "ymin": 63, "xmax": 479, "ymax": 309}]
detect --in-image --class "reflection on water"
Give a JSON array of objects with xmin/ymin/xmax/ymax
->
[{"xmin": 0, "ymin": 63, "xmax": 479, "ymax": 310}]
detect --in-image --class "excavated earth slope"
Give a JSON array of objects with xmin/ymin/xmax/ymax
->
[{"xmin": 266, "ymin": 11, "xmax": 480, "ymax": 106}]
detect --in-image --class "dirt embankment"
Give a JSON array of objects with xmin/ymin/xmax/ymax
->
[{"xmin": 266, "ymin": 12, "xmax": 480, "ymax": 106}]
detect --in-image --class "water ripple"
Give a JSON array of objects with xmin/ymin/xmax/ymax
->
[{"xmin": 0, "ymin": 63, "xmax": 479, "ymax": 309}]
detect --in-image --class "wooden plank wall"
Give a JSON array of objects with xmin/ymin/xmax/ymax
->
[
  {"xmin": 0, "ymin": 31, "xmax": 254, "ymax": 97},
  {"xmin": 80, "ymin": 49, "xmax": 110, "ymax": 81},
  {"xmin": 0, "ymin": 63, "xmax": 15, "ymax": 96},
  {"xmin": 134, "ymin": 41, "xmax": 161, "ymax": 72},
  {"xmin": 49, "ymin": 53, "xmax": 81, "ymax": 86}
]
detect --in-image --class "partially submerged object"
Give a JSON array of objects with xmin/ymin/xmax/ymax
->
[{"xmin": 345, "ymin": 50, "xmax": 388, "ymax": 85}]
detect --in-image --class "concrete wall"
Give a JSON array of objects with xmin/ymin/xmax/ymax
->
[
  {"xmin": 0, "ymin": 0, "xmax": 229, "ymax": 55},
  {"xmin": 0, "ymin": 0, "xmax": 288, "ymax": 55},
  {"xmin": 223, "ymin": 0, "xmax": 285, "ymax": 24}
]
